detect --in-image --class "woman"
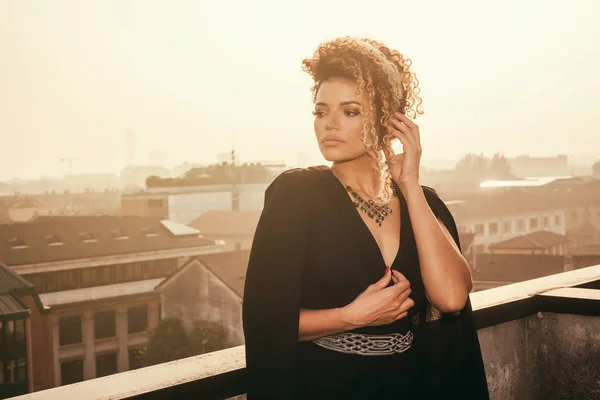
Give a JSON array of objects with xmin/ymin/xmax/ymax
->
[{"xmin": 242, "ymin": 37, "xmax": 488, "ymax": 399}]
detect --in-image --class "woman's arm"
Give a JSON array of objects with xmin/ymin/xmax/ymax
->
[
  {"xmin": 298, "ymin": 307, "xmax": 355, "ymax": 341},
  {"xmin": 401, "ymin": 180, "xmax": 473, "ymax": 313},
  {"xmin": 299, "ymin": 268, "xmax": 413, "ymax": 341}
]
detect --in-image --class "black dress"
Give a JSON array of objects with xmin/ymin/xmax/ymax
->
[{"xmin": 242, "ymin": 166, "xmax": 489, "ymax": 399}]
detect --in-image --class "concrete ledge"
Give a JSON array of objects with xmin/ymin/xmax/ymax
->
[
  {"xmin": 9, "ymin": 264, "xmax": 600, "ymax": 400},
  {"xmin": 10, "ymin": 345, "xmax": 246, "ymax": 400}
]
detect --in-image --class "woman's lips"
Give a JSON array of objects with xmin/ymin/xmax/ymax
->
[{"xmin": 322, "ymin": 139, "xmax": 344, "ymax": 147}]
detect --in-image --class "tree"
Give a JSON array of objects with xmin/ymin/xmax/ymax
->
[
  {"xmin": 189, "ymin": 320, "xmax": 231, "ymax": 355},
  {"xmin": 454, "ymin": 152, "xmax": 515, "ymax": 182},
  {"xmin": 489, "ymin": 153, "xmax": 515, "ymax": 179},
  {"xmin": 139, "ymin": 318, "xmax": 191, "ymax": 367},
  {"xmin": 139, "ymin": 318, "xmax": 232, "ymax": 367}
]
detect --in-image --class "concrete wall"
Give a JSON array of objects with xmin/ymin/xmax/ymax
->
[
  {"xmin": 19, "ymin": 295, "xmax": 55, "ymax": 392},
  {"xmin": 479, "ymin": 312, "xmax": 600, "ymax": 400},
  {"xmin": 159, "ymin": 260, "xmax": 243, "ymax": 347}
]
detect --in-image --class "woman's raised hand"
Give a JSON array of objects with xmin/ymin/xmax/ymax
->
[{"xmin": 341, "ymin": 267, "xmax": 414, "ymax": 328}]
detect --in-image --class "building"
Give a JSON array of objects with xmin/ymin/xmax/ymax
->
[
  {"xmin": 488, "ymin": 230, "xmax": 569, "ymax": 255},
  {"xmin": 0, "ymin": 215, "xmax": 222, "ymax": 391},
  {"xmin": 446, "ymin": 191, "xmax": 567, "ymax": 252},
  {"xmin": 156, "ymin": 250, "xmax": 250, "ymax": 347},
  {"xmin": 0, "ymin": 262, "xmax": 48, "ymax": 398},
  {"xmin": 122, "ymin": 183, "xmax": 270, "ymax": 225},
  {"xmin": 0, "ymin": 190, "xmax": 121, "ymax": 224},
  {"xmin": 505, "ymin": 155, "xmax": 571, "ymax": 178},
  {"xmin": 471, "ymin": 253, "xmax": 600, "ymax": 291},
  {"xmin": 188, "ymin": 210, "xmax": 261, "ymax": 252}
]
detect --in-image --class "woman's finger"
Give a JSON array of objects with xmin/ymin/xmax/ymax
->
[
  {"xmin": 394, "ymin": 112, "xmax": 418, "ymax": 130},
  {"xmin": 398, "ymin": 297, "xmax": 415, "ymax": 313},
  {"xmin": 393, "ymin": 311, "xmax": 408, "ymax": 322},
  {"xmin": 392, "ymin": 270, "xmax": 407, "ymax": 282},
  {"xmin": 390, "ymin": 118, "xmax": 414, "ymax": 144},
  {"xmin": 392, "ymin": 114, "xmax": 420, "ymax": 144}
]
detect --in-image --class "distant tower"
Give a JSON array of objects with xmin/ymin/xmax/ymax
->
[
  {"xmin": 126, "ymin": 129, "xmax": 134, "ymax": 166},
  {"xmin": 231, "ymin": 135, "xmax": 240, "ymax": 211}
]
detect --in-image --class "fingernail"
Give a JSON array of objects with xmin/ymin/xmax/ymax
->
[{"xmin": 384, "ymin": 267, "xmax": 390, "ymax": 274}]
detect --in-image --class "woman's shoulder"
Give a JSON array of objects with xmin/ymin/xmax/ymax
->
[{"xmin": 268, "ymin": 165, "xmax": 331, "ymax": 193}]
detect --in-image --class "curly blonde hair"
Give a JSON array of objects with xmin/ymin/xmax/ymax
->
[{"xmin": 302, "ymin": 36, "xmax": 424, "ymax": 203}]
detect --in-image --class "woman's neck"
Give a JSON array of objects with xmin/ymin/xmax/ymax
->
[{"xmin": 331, "ymin": 155, "xmax": 379, "ymax": 199}]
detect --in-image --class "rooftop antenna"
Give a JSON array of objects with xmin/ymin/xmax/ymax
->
[{"xmin": 231, "ymin": 131, "xmax": 239, "ymax": 210}]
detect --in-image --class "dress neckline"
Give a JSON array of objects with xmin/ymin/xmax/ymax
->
[{"xmin": 321, "ymin": 166, "xmax": 408, "ymax": 270}]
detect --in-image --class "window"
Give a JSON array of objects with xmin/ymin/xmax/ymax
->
[
  {"xmin": 517, "ymin": 219, "xmax": 525, "ymax": 231},
  {"xmin": 94, "ymin": 310, "xmax": 116, "ymax": 340},
  {"xmin": 148, "ymin": 199, "xmax": 164, "ymax": 208},
  {"xmin": 14, "ymin": 319, "xmax": 25, "ymax": 344},
  {"xmin": 475, "ymin": 224, "xmax": 484, "ymax": 235},
  {"xmin": 488, "ymin": 222, "xmax": 498, "ymax": 235},
  {"xmin": 0, "ymin": 358, "xmax": 25, "ymax": 385},
  {"xmin": 141, "ymin": 262, "xmax": 154, "ymax": 280},
  {"xmin": 543, "ymin": 216, "xmax": 549, "ymax": 227},
  {"xmin": 59, "ymin": 316, "xmax": 82, "ymax": 346},
  {"xmin": 555, "ymin": 215, "xmax": 562, "ymax": 225},
  {"xmin": 61, "ymin": 359, "xmax": 84, "ymax": 385},
  {"xmin": 128, "ymin": 306, "xmax": 148, "ymax": 334},
  {"xmin": 141, "ymin": 227, "xmax": 159, "ymax": 237},
  {"xmin": 529, "ymin": 217, "xmax": 538, "ymax": 230},
  {"xmin": 7, "ymin": 237, "xmax": 28, "ymax": 249},
  {"xmin": 503, "ymin": 221, "xmax": 512, "ymax": 234},
  {"xmin": 79, "ymin": 232, "xmax": 97, "ymax": 243},
  {"xmin": 6, "ymin": 320, "xmax": 15, "ymax": 338},
  {"xmin": 92, "ymin": 266, "xmax": 113, "ymax": 286},
  {"xmin": 129, "ymin": 348, "xmax": 143, "ymax": 370},
  {"xmin": 44, "ymin": 234, "xmax": 64, "ymax": 246},
  {"xmin": 133, "ymin": 263, "xmax": 143, "ymax": 280},
  {"xmin": 16, "ymin": 358, "xmax": 27, "ymax": 383},
  {"xmin": 55, "ymin": 270, "xmax": 79, "ymax": 291},
  {"xmin": 117, "ymin": 263, "xmax": 134, "ymax": 283},
  {"xmin": 81, "ymin": 268, "xmax": 94, "ymax": 288},
  {"xmin": 96, "ymin": 352, "xmax": 118, "ymax": 377},
  {"xmin": 110, "ymin": 229, "xmax": 129, "ymax": 240}
]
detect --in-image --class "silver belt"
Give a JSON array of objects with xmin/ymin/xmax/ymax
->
[{"xmin": 312, "ymin": 330, "xmax": 413, "ymax": 356}]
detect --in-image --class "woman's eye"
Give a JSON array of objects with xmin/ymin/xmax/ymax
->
[
  {"xmin": 312, "ymin": 110, "xmax": 326, "ymax": 118},
  {"xmin": 345, "ymin": 110, "xmax": 360, "ymax": 116}
]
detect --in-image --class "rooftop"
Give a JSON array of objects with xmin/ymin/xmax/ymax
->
[
  {"xmin": 39, "ymin": 278, "xmax": 164, "ymax": 308},
  {"xmin": 189, "ymin": 211, "xmax": 261, "ymax": 237},
  {"xmin": 0, "ymin": 215, "xmax": 215, "ymax": 266},
  {"xmin": 0, "ymin": 261, "xmax": 45, "ymax": 318},
  {"xmin": 488, "ymin": 230, "xmax": 568, "ymax": 250},
  {"xmin": 472, "ymin": 253, "xmax": 567, "ymax": 283}
]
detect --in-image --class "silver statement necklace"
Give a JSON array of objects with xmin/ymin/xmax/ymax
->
[{"xmin": 331, "ymin": 169, "xmax": 398, "ymax": 227}]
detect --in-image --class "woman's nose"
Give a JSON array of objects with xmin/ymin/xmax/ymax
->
[{"xmin": 325, "ymin": 114, "xmax": 340, "ymax": 130}]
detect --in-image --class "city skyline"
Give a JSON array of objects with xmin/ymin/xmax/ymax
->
[{"xmin": 1, "ymin": 0, "xmax": 599, "ymax": 180}]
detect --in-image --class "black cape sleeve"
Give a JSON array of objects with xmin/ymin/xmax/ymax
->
[
  {"xmin": 242, "ymin": 170, "xmax": 310, "ymax": 399},
  {"xmin": 420, "ymin": 186, "xmax": 490, "ymax": 400}
]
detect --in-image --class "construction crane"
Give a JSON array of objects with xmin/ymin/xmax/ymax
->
[{"xmin": 59, "ymin": 158, "xmax": 77, "ymax": 174}]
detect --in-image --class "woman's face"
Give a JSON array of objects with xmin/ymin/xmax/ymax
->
[{"xmin": 313, "ymin": 79, "xmax": 368, "ymax": 163}]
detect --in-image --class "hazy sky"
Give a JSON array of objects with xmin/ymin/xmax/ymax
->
[{"xmin": 1, "ymin": 0, "xmax": 599, "ymax": 180}]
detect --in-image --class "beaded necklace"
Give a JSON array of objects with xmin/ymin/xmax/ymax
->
[{"xmin": 331, "ymin": 169, "xmax": 398, "ymax": 227}]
